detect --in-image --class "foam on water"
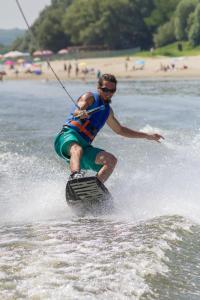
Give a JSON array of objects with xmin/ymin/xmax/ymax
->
[
  {"xmin": 1, "ymin": 124, "xmax": 200, "ymax": 225},
  {"xmin": 0, "ymin": 149, "xmax": 74, "ymax": 223},
  {"xmin": 1, "ymin": 216, "xmax": 191, "ymax": 300},
  {"xmin": 112, "ymin": 126, "xmax": 200, "ymax": 224}
]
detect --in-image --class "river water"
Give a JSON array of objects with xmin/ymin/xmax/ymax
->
[{"xmin": 1, "ymin": 79, "xmax": 200, "ymax": 299}]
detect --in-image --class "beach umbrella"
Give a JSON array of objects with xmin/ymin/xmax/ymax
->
[
  {"xmin": 4, "ymin": 51, "xmax": 26, "ymax": 58},
  {"xmin": 34, "ymin": 70, "xmax": 42, "ymax": 75},
  {"xmin": 42, "ymin": 50, "xmax": 53, "ymax": 56},
  {"xmin": 171, "ymin": 57, "xmax": 186, "ymax": 63},
  {"xmin": 58, "ymin": 49, "xmax": 68, "ymax": 55},
  {"xmin": 33, "ymin": 57, "xmax": 41, "ymax": 62},
  {"xmin": 33, "ymin": 50, "xmax": 43, "ymax": 56},
  {"xmin": 79, "ymin": 62, "xmax": 87, "ymax": 67},
  {"xmin": 177, "ymin": 57, "xmax": 186, "ymax": 61},
  {"xmin": 17, "ymin": 58, "xmax": 25, "ymax": 64},
  {"xmin": 4, "ymin": 60, "xmax": 15, "ymax": 66},
  {"xmin": 24, "ymin": 62, "xmax": 32, "ymax": 69},
  {"xmin": 135, "ymin": 60, "xmax": 145, "ymax": 65},
  {"xmin": 33, "ymin": 50, "xmax": 53, "ymax": 56}
]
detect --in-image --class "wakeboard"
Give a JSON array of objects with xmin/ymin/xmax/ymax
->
[{"xmin": 65, "ymin": 176, "xmax": 113, "ymax": 215}]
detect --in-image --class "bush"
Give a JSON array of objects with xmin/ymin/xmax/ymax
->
[{"xmin": 177, "ymin": 42, "xmax": 183, "ymax": 51}]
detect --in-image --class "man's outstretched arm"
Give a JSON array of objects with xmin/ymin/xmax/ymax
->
[{"xmin": 106, "ymin": 108, "xmax": 164, "ymax": 143}]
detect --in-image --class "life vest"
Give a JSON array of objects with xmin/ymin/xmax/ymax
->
[{"xmin": 65, "ymin": 92, "xmax": 110, "ymax": 143}]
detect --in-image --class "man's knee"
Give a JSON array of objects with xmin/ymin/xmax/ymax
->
[
  {"xmin": 107, "ymin": 153, "xmax": 117, "ymax": 168},
  {"xmin": 96, "ymin": 151, "xmax": 117, "ymax": 168},
  {"xmin": 69, "ymin": 143, "xmax": 83, "ymax": 156}
]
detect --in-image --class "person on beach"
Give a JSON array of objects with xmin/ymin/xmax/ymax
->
[
  {"xmin": 75, "ymin": 62, "xmax": 79, "ymax": 77},
  {"xmin": 54, "ymin": 73, "xmax": 164, "ymax": 183},
  {"xmin": 67, "ymin": 63, "xmax": 72, "ymax": 78}
]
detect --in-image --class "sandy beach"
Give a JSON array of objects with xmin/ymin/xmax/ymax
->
[{"xmin": 2, "ymin": 55, "xmax": 200, "ymax": 81}]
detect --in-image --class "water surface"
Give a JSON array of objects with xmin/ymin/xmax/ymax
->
[{"xmin": 1, "ymin": 79, "xmax": 200, "ymax": 299}]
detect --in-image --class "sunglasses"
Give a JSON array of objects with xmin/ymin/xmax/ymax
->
[{"xmin": 100, "ymin": 87, "xmax": 116, "ymax": 93}]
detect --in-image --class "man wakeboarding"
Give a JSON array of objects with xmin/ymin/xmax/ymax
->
[{"xmin": 54, "ymin": 73, "xmax": 164, "ymax": 184}]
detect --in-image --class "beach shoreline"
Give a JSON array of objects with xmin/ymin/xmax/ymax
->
[{"xmin": 2, "ymin": 55, "xmax": 200, "ymax": 81}]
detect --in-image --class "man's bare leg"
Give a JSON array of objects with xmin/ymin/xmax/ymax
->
[
  {"xmin": 69, "ymin": 143, "xmax": 83, "ymax": 174},
  {"xmin": 95, "ymin": 151, "xmax": 117, "ymax": 183}
]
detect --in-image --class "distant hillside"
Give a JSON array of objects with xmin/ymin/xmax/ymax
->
[{"xmin": 0, "ymin": 28, "xmax": 26, "ymax": 46}]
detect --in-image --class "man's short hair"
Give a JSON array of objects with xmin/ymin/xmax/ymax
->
[{"xmin": 98, "ymin": 73, "xmax": 117, "ymax": 87}]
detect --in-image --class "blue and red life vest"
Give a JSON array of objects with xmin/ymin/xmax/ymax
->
[{"xmin": 65, "ymin": 92, "xmax": 110, "ymax": 143}]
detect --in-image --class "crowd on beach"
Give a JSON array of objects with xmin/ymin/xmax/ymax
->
[
  {"xmin": 0, "ymin": 51, "xmax": 198, "ymax": 82},
  {"xmin": 0, "ymin": 55, "xmax": 103, "ymax": 81}
]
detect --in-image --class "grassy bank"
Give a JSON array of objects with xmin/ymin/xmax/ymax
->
[{"xmin": 135, "ymin": 42, "xmax": 200, "ymax": 58}]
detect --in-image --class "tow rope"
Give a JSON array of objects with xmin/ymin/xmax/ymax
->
[{"xmin": 15, "ymin": 0, "xmax": 105, "ymax": 116}]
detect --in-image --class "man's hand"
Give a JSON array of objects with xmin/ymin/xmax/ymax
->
[
  {"xmin": 74, "ymin": 109, "xmax": 89, "ymax": 119},
  {"xmin": 146, "ymin": 133, "xmax": 164, "ymax": 143}
]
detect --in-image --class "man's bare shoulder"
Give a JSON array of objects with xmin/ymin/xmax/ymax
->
[
  {"xmin": 78, "ymin": 92, "xmax": 94, "ymax": 106},
  {"xmin": 81, "ymin": 92, "xmax": 93, "ymax": 99}
]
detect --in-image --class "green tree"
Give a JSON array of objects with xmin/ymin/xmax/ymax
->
[
  {"xmin": 62, "ymin": 0, "xmax": 151, "ymax": 49},
  {"xmin": 62, "ymin": 0, "xmax": 102, "ymax": 45},
  {"xmin": 174, "ymin": 0, "xmax": 198, "ymax": 41},
  {"xmin": 188, "ymin": 3, "xmax": 200, "ymax": 46},
  {"xmin": 11, "ymin": 1, "xmax": 73, "ymax": 53},
  {"xmin": 145, "ymin": 0, "xmax": 181, "ymax": 28},
  {"xmin": 34, "ymin": 7, "xmax": 69, "ymax": 52},
  {"xmin": 134, "ymin": 0, "xmax": 154, "ymax": 18},
  {"xmin": 51, "ymin": 0, "xmax": 73, "ymax": 8},
  {"xmin": 154, "ymin": 18, "xmax": 176, "ymax": 47},
  {"xmin": 10, "ymin": 0, "xmax": 185, "ymax": 52}
]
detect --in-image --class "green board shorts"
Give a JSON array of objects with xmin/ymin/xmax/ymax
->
[{"xmin": 54, "ymin": 127, "xmax": 104, "ymax": 172}]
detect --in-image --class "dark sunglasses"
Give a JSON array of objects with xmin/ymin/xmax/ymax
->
[{"xmin": 100, "ymin": 87, "xmax": 116, "ymax": 93}]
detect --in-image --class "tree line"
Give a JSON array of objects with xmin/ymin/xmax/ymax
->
[{"xmin": 12, "ymin": 0, "xmax": 200, "ymax": 53}]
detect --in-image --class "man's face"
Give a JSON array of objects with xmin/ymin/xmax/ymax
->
[{"xmin": 98, "ymin": 80, "xmax": 116, "ymax": 102}]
